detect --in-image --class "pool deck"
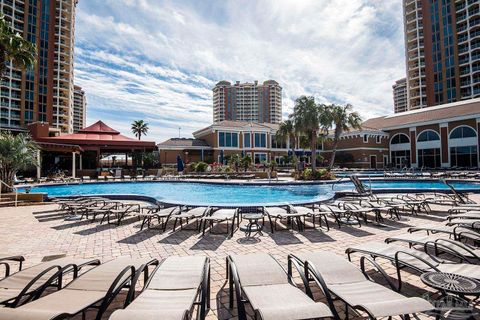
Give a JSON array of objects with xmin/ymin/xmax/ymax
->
[{"xmin": 0, "ymin": 194, "xmax": 479, "ymax": 319}]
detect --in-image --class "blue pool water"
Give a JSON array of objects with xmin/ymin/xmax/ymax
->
[{"xmin": 21, "ymin": 180, "xmax": 480, "ymax": 206}]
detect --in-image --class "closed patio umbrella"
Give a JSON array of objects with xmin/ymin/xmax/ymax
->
[{"xmin": 176, "ymin": 155, "xmax": 184, "ymax": 172}]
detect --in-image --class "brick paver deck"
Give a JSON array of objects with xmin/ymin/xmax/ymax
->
[{"xmin": 0, "ymin": 194, "xmax": 479, "ymax": 319}]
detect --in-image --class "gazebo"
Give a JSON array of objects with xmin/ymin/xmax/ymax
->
[{"xmin": 29, "ymin": 121, "xmax": 156, "ymax": 178}]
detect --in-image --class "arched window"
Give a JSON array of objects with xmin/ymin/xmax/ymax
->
[
  {"xmin": 391, "ymin": 133, "xmax": 410, "ymax": 144},
  {"xmin": 449, "ymin": 126, "xmax": 477, "ymax": 139},
  {"xmin": 417, "ymin": 130, "xmax": 440, "ymax": 142}
]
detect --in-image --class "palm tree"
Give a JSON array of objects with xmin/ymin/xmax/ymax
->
[
  {"xmin": 0, "ymin": 132, "xmax": 39, "ymax": 192},
  {"xmin": 131, "ymin": 120, "xmax": 149, "ymax": 140},
  {"xmin": 327, "ymin": 104, "xmax": 362, "ymax": 169},
  {"xmin": 0, "ymin": 15, "xmax": 36, "ymax": 78},
  {"xmin": 290, "ymin": 96, "xmax": 323, "ymax": 171}
]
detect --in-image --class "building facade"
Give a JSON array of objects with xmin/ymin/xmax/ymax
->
[
  {"xmin": 159, "ymin": 99, "xmax": 480, "ymax": 169},
  {"xmin": 0, "ymin": 0, "xmax": 78, "ymax": 133},
  {"xmin": 73, "ymin": 85, "xmax": 86, "ymax": 132},
  {"xmin": 403, "ymin": 0, "xmax": 480, "ymax": 111},
  {"xmin": 393, "ymin": 78, "xmax": 408, "ymax": 113},
  {"xmin": 212, "ymin": 80, "xmax": 282, "ymax": 124}
]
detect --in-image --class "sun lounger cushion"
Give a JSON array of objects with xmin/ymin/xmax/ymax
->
[
  {"xmin": 0, "ymin": 257, "xmax": 98, "ymax": 304},
  {"xmin": 242, "ymin": 283, "xmax": 332, "ymax": 320},
  {"xmin": 294, "ymin": 251, "xmax": 432, "ymax": 317},
  {"xmin": 148, "ymin": 256, "xmax": 206, "ymax": 290},
  {"xmin": 229, "ymin": 254, "xmax": 287, "ymax": 287}
]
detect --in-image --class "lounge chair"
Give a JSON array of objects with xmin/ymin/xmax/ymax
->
[
  {"xmin": 0, "ymin": 254, "xmax": 25, "ymax": 276},
  {"xmin": 385, "ymin": 233, "xmax": 480, "ymax": 263},
  {"xmin": 264, "ymin": 206, "xmax": 305, "ymax": 232},
  {"xmin": 0, "ymin": 257, "xmax": 100, "ymax": 307},
  {"xmin": 446, "ymin": 218, "xmax": 480, "ymax": 229},
  {"xmin": 446, "ymin": 211, "xmax": 480, "ymax": 220},
  {"xmin": 288, "ymin": 251, "xmax": 433, "ymax": 319},
  {"xmin": 408, "ymin": 224, "xmax": 480, "ymax": 242},
  {"xmin": 346, "ymin": 241, "xmax": 480, "ymax": 290},
  {"xmin": 0, "ymin": 257, "xmax": 157, "ymax": 320},
  {"xmin": 123, "ymin": 175, "xmax": 132, "ymax": 181},
  {"xmin": 315, "ymin": 204, "xmax": 362, "ymax": 228},
  {"xmin": 227, "ymin": 253, "xmax": 334, "ymax": 320},
  {"xmin": 289, "ymin": 205, "xmax": 329, "ymax": 231},
  {"xmin": 172, "ymin": 207, "xmax": 210, "ymax": 231},
  {"xmin": 137, "ymin": 206, "xmax": 181, "ymax": 231},
  {"xmin": 110, "ymin": 256, "xmax": 210, "ymax": 320},
  {"xmin": 81, "ymin": 176, "xmax": 91, "ymax": 182},
  {"xmin": 200, "ymin": 208, "xmax": 239, "ymax": 237},
  {"xmin": 100, "ymin": 203, "xmax": 141, "ymax": 226}
]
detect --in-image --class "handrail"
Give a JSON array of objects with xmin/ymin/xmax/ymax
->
[{"xmin": 0, "ymin": 180, "xmax": 18, "ymax": 207}]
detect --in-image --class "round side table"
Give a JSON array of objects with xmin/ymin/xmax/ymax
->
[
  {"xmin": 240, "ymin": 213, "xmax": 264, "ymax": 237},
  {"xmin": 421, "ymin": 272, "xmax": 480, "ymax": 298}
]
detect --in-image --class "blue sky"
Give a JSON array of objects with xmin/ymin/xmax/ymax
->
[{"xmin": 75, "ymin": 0, "xmax": 405, "ymax": 142}]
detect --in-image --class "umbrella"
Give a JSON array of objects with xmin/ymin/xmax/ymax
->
[{"xmin": 176, "ymin": 155, "xmax": 184, "ymax": 172}]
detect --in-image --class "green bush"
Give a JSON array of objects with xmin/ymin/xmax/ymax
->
[
  {"xmin": 195, "ymin": 162, "xmax": 208, "ymax": 172},
  {"xmin": 300, "ymin": 168, "xmax": 335, "ymax": 180},
  {"xmin": 188, "ymin": 162, "xmax": 196, "ymax": 172}
]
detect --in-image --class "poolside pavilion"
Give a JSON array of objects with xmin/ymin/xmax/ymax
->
[{"xmin": 28, "ymin": 121, "xmax": 156, "ymax": 179}]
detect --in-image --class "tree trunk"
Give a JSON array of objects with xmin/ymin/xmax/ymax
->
[
  {"xmin": 311, "ymin": 131, "xmax": 317, "ymax": 171},
  {"xmin": 329, "ymin": 130, "xmax": 342, "ymax": 169},
  {"xmin": 0, "ymin": 168, "xmax": 15, "ymax": 193}
]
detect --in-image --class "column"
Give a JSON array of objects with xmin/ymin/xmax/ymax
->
[
  {"xmin": 409, "ymin": 128, "xmax": 417, "ymax": 168},
  {"xmin": 79, "ymin": 154, "xmax": 83, "ymax": 170},
  {"xmin": 477, "ymin": 118, "xmax": 480, "ymax": 168},
  {"xmin": 440, "ymin": 123, "xmax": 449, "ymax": 167},
  {"xmin": 201, "ymin": 149, "xmax": 204, "ymax": 161},
  {"xmin": 72, "ymin": 152, "xmax": 76, "ymax": 178},
  {"xmin": 36, "ymin": 150, "xmax": 41, "ymax": 180}
]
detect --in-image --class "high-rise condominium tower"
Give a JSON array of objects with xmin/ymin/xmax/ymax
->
[
  {"xmin": 403, "ymin": 0, "xmax": 480, "ymax": 110},
  {"xmin": 212, "ymin": 80, "xmax": 282, "ymax": 124},
  {"xmin": 73, "ymin": 85, "xmax": 86, "ymax": 132},
  {"xmin": 393, "ymin": 78, "xmax": 408, "ymax": 113},
  {"xmin": 0, "ymin": 0, "xmax": 78, "ymax": 133}
]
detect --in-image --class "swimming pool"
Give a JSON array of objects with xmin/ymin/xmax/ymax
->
[{"xmin": 21, "ymin": 180, "xmax": 480, "ymax": 206}]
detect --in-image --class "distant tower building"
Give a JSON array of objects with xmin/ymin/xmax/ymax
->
[
  {"xmin": 212, "ymin": 80, "xmax": 282, "ymax": 124},
  {"xmin": 393, "ymin": 78, "xmax": 408, "ymax": 113},
  {"xmin": 73, "ymin": 85, "xmax": 86, "ymax": 132},
  {"xmin": 0, "ymin": 0, "xmax": 78, "ymax": 133},
  {"xmin": 403, "ymin": 0, "xmax": 480, "ymax": 110}
]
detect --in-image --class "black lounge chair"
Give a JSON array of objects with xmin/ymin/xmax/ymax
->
[
  {"xmin": 288, "ymin": 251, "xmax": 433, "ymax": 319},
  {"xmin": 110, "ymin": 256, "xmax": 210, "ymax": 320},
  {"xmin": 227, "ymin": 253, "xmax": 335, "ymax": 320},
  {"xmin": 0, "ymin": 257, "xmax": 158, "ymax": 320},
  {"xmin": 346, "ymin": 241, "xmax": 480, "ymax": 291},
  {"xmin": 0, "ymin": 257, "xmax": 100, "ymax": 308}
]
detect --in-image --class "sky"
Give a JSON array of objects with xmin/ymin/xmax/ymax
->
[{"xmin": 74, "ymin": 0, "xmax": 406, "ymax": 143}]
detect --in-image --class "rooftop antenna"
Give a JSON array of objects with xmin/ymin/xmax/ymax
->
[{"xmin": 178, "ymin": 127, "xmax": 181, "ymax": 138}]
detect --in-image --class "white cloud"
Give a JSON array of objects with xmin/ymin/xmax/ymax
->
[{"xmin": 74, "ymin": 0, "xmax": 405, "ymax": 141}]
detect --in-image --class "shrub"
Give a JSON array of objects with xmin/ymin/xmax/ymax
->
[
  {"xmin": 300, "ymin": 168, "xmax": 336, "ymax": 180},
  {"xmin": 195, "ymin": 162, "xmax": 208, "ymax": 172},
  {"xmin": 188, "ymin": 162, "xmax": 196, "ymax": 172}
]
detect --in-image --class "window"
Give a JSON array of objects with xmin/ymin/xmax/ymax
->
[
  {"xmin": 254, "ymin": 153, "xmax": 268, "ymax": 164},
  {"xmin": 254, "ymin": 133, "xmax": 267, "ymax": 148},
  {"xmin": 391, "ymin": 134, "xmax": 410, "ymax": 144},
  {"xmin": 376, "ymin": 136, "xmax": 381, "ymax": 144},
  {"xmin": 417, "ymin": 130, "xmax": 440, "ymax": 142},
  {"xmin": 450, "ymin": 146, "xmax": 478, "ymax": 168},
  {"xmin": 243, "ymin": 133, "xmax": 251, "ymax": 148},
  {"xmin": 418, "ymin": 148, "xmax": 441, "ymax": 168},
  {"xmin": 363, "ymin": 135, "xmax": 368, "ymax": 143},
  {"xmin": 449, "ymin": 126, "xmax": 477, "ymax": 139},
  {"xmin": 218, "ymin": 131, "xmax": 239, "ymax": 148},
  {"xmin": 271, "ymin": 135, "xmax": 287, "ymax": 149}
]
